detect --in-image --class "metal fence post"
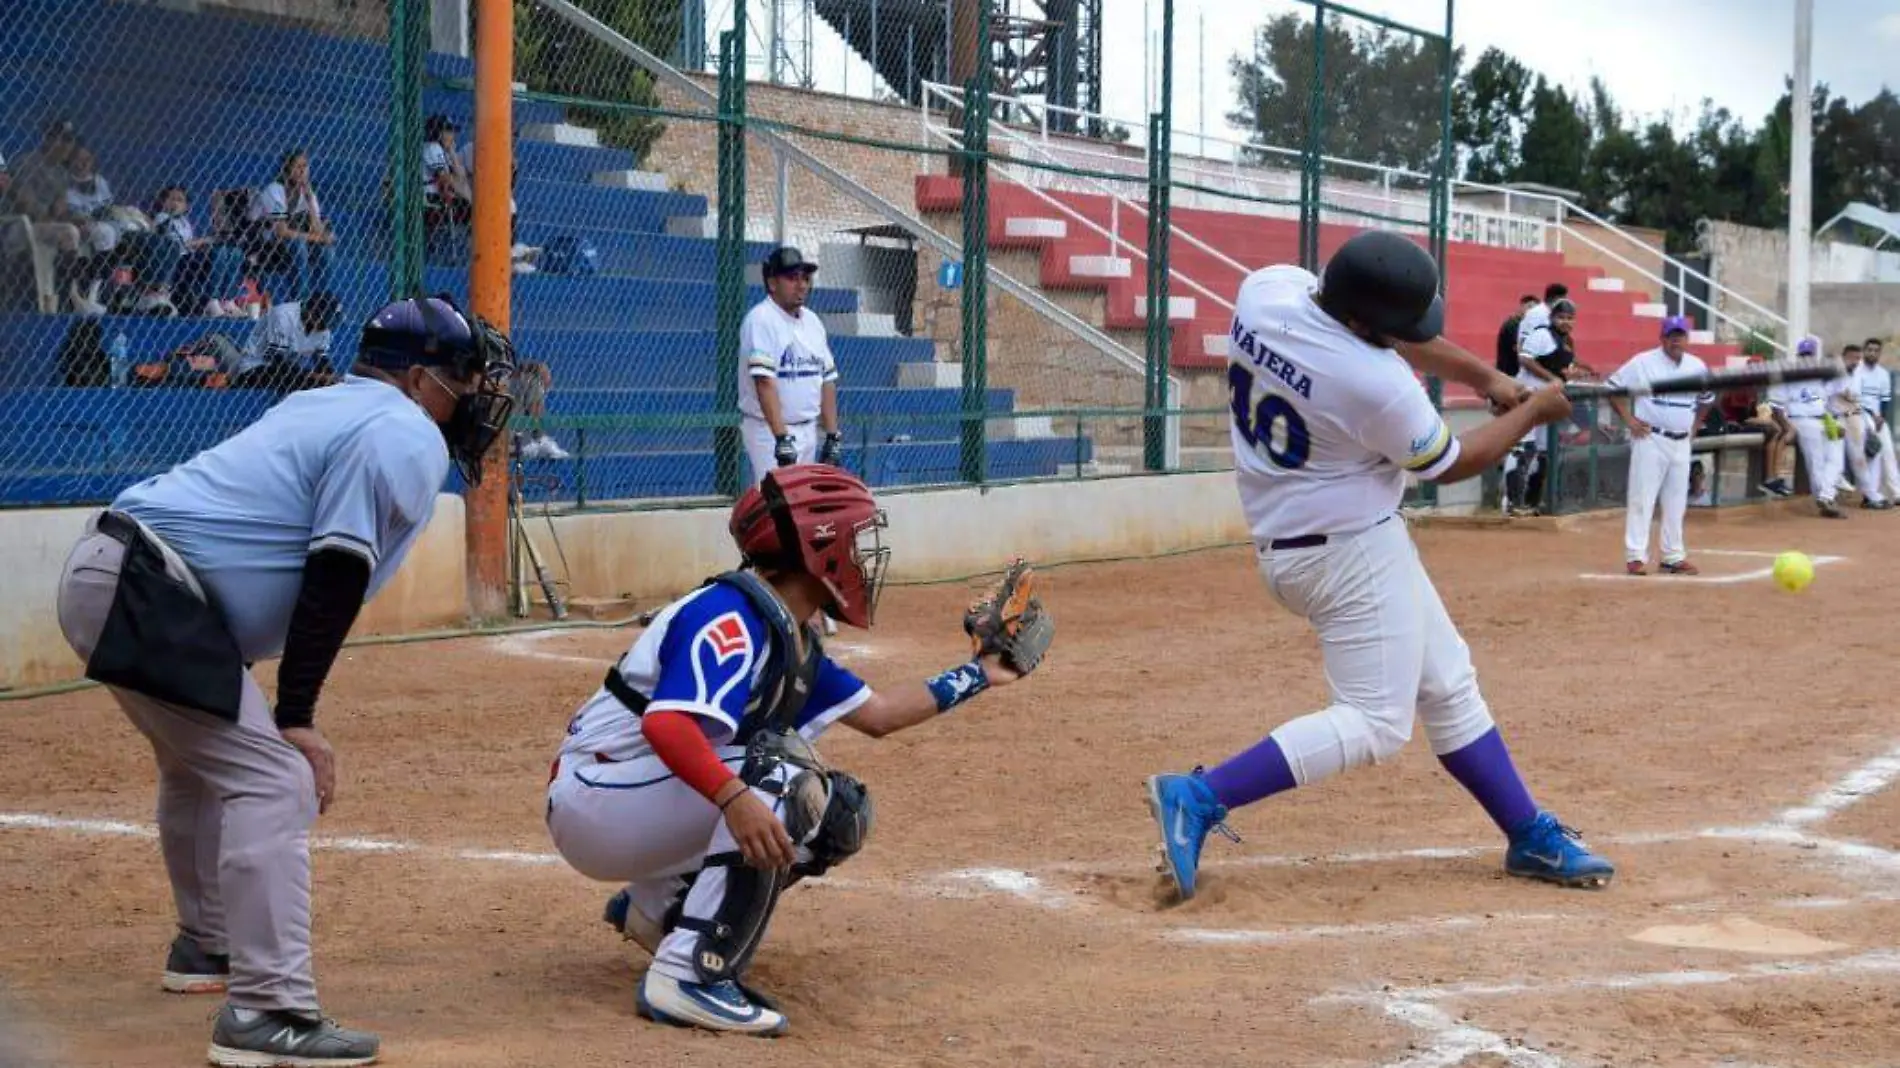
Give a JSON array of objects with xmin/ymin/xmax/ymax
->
[
  {"xmin": 713, "ymin": 13, "xmax": 749, "ymax": 498},
  {"xmin": 387, "ymin": 0, "xmax": 425, "ymax": 297},
  {"xmin": 958, "ymin": 0, "xmax": 992, "ymax": 485},
  {"xmin": 1300, "ymin": 2, "xmax": 1328, "ymax": 272},
  {"xmin": 1143, "ymin": 0, "xmax": 1174, "ymax": 472}
]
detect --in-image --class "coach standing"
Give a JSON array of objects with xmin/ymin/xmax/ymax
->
[
  {"xmin": 739, "ymin": 246, "xmax": 842, "ymax": 484},
  {"xmin": 1606, "ymin": 316, "xmax": 1713, "ymax": 575}
]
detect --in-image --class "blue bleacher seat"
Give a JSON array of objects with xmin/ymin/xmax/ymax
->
[{"xmin": 0, "ymin": 0, "xmax": 1094, "ymax": 507}]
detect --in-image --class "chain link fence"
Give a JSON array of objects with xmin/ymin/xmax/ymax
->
[{"xmin": 1, "ymin": 0, "xmax": 1463, "ymax": 514}]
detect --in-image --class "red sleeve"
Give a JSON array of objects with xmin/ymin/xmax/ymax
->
[{"xmin": 640, "ymin": 710, "xmax": 739, "ymax": 802}]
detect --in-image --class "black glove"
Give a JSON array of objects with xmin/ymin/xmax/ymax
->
[
  {"xmin": 773, "ymin": 433, "xmax": 798, "ymax": 467},
  {"xmin": 818, "ymin": 431, "xmax": 843, "ymax": 466}
]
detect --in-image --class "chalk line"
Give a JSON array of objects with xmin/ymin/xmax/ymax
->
[
  {"xmin": 1169, "ymin": 912, "xmax": 1569, "ymax": 947},
  {"xmin": 1777, "ymin": 739, "xmax": 1900, "ymax": 827},
  {"xmin": 1373, "ymin": 998, "xmax": 1567, "ymax": 1068},
  {"xmin": 1578, "ymin": 550, "xmax": 1845, "ymax": 585},
  {"xmin": 1323, "ymin": 949, "xmax": 1900, "ymax": 1006}
]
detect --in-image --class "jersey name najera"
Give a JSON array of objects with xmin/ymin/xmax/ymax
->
[{"xmin": 1231, "ymin": 317, "xmax": 1315, "ymax": 400}]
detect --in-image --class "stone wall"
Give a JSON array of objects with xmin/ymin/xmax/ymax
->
[
  {"xmin": 1796, "ymin": 283, "xmax": 1900, "ymax": 349},
  {"xmin": 1558, "ymin": 222, "xmax": 1666, "ymax": 299}
]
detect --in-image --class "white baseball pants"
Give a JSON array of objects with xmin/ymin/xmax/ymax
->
[
  {"xmin": 1792, "ymin": 417, "xmax": 1841, "ymax": 504},
  {"xmin": 1871, "ymin": 418, "xmax": 1900, "ymax": 500},
  {"xmin": 546, "ymin": 749, "xmax": 803, "ymax": 985},
  {"xmin": 742, "ymin": 416, "xmax": 818, "ymax": 487},
  {"xmin": 1623, "ymin": 431, "xmax": 1692, "ymax": 566},
  {"xmin": 1254, "ymin": 516, "xmax": 1497, "ymax": 786},
  {"xmin": 1839, "ymin": 413, "xmax": 1886, "ymax": 503}
]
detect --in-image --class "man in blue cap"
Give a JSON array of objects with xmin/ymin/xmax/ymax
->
[{"xmin": 1606, "ymin": 316, "xmax": 1715, "ymax": 573}]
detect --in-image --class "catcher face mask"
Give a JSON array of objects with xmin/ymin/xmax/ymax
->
[{"xmin": 823, "ymin": 510, "xmax": 890, "ymax": 629}]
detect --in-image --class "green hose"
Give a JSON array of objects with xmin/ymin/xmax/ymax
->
[{"xmin": 1, "ymin": 541, "xmax": 1250, "ymax": 704}]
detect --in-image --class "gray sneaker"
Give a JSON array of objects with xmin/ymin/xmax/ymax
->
[
  {"xmin": 208, "ymin": 1005, "xmax": 379, "ymax": 1067},
  {"xmin": 162, "ymin": 932, "xmax": 229, "ymax": 994}
]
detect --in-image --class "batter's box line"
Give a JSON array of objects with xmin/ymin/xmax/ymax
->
[{"xmin": 1578, "ymin": 548, "xmax": 1847, "ymax": 585}]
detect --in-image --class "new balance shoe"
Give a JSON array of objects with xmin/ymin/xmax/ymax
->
[
  {"xmin": 1145, "ymin": 770, "xmax": 1240, "ymax": 902},
  {"xmin": 161, "ymin": 932, "xmax": 229, "ymax": 994},
  {"xmin": 1658, "ymin": 559, "xmax": 1699, "ymax": 576},
  {"xmin": 602, "ymin": 888, "xmax": 663, "ymax": 955},
  {"xmin": 636, "ymin": 971, "xmax": 788, "ymax": 1036},
  {"xmin": 207, "ymin": 1005, "xmax": 379, "ymax": 1067},
  {"xmin": 1505, "ymin": 811, "xmax": 1616, "ymax": 889}
]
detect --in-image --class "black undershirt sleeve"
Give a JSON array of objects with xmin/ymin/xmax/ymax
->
[{"xmin": 273, "ymin": 548, "xmax": 373, "ymax": 730}]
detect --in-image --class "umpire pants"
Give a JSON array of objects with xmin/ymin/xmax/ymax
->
[{"xmin": 56, "ymin": 514, "xmax": 320, "ymax": 1012}]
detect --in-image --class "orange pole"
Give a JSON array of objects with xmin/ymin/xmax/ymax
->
[{"xmin": 466, "ymin": 0, "xmax": 513, "ymax": 623}]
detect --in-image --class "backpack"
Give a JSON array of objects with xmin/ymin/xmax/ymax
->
[
  {"xmin": 1495, "ymin": 315, "xmax": 1522, "ymax": 376},
  {"xmin": 540, "ymin": 234, "xmax": 599, "ymax": 277},
  {"xmin": 57, "ymin": 319, "xmax": 110, "ymax": 387}
]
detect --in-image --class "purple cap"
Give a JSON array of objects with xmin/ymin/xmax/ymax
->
[
  {"xmin": 1660, "ymin": 315, "xmax": 1692, "ymax": 337},
  {"xmin": 1796, "ymin": 335, "xmax": 1820, "ymax": 356}
]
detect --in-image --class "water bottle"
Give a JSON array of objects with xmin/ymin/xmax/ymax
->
[{"xmin": 108, "ymin": 331, "xmax": 131, "ymax": 389}]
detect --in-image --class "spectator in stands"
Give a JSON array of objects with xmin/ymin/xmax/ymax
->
[
  {"xmin": 250, "ymin": 149, "xmax": 334, "ymax": 302},
  {"xmin": 5, "ymin": 120, "xmax": 88, "ymax": 312},
  {"xmin": 1496, "ymin": 294, "xmax": 1537, "ymax": 377},
  {"xmin": 511, "ymin": 360, "xmax": 570, "ymax": 460},
  {"xmin": 423, "ymin": 114, "xmax": 473, "ymax": 228},
  {"xmin": 64, "ymin": 145, "xmax": 135, "ymax": 310},
  {"xmin": 122, "ymin": 185, "xmax": 248, "ymax": 319},
  {"xmin": 225, "ymin": 290, "xmax": 340, "ymax": 393},
  {"xmin": 455, "ymin": 132, "xmax": 540, "ymax": 271}
]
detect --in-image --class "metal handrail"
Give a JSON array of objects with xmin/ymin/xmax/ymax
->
[
  {"xmin": 922, "ymin": 84, "xmax": 1240, "ymax": 313},
  {"xmin": 535, "ymin": 0, "xmax": 1181, "ymax": 468},
  {"xmin": 1553, "ymin": 220, "xmax": 1788, "ymax": 355}
]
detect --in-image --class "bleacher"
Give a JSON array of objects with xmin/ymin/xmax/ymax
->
[
  {"xmin": 916, "ymin": 176, "xmax": 1743, "ymax": 398},
  {"xmin": 0, "ymin": 0, "xmax": 1087, "ymax": 508}
]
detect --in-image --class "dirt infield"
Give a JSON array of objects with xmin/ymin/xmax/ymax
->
[{"xmin": 3, "ymin": 508, "xmax": 1898, "ymax": 1067}]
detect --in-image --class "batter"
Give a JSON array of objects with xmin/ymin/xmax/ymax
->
[{"xmin": 1146, "ymin": 233, "xmax": 1615, "ymax": 901}]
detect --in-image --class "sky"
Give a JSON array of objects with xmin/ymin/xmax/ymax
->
[{"xmin": 735, "ymin": 0, "xmax": 1900, "ymax": 157}]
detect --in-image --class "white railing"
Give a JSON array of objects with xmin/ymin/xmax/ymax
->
[
  {"xmin": 928, "ymin": 83, "xmax": 1794, "ymax": 349},
  {"xmin": 923, "ymin": 81, "xmax": 1243, "ymax": 317}
]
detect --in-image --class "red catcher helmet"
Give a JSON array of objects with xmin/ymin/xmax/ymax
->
[{"xmin": 730, "ymin": 464, "xmax": 891, "ymax": 628}]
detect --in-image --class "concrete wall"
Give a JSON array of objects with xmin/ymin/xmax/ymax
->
[
  {"xmin": 1792, "ymin": 283, "xmax": 1900, "ymax": 350},
  {"xmin": 1699, "ymin": 219, "xmax": 1900, "ymax": 338},
  {"xmin": 2, "ymin": 495, "xmax": 469, "ymax": 691}
]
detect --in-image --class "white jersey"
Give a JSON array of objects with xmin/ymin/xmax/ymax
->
[
  {"xmin": 1771, "ymin": 371, "xmax": 1831, "ymax": 419},
  {"xmin": 1516, "ymin": 322, "xmax": 1562, "ymax": 390},
  {"xmin": 1227, "ymin": 266, "xmax": 1460, "ymax": 544},
  {"xmin": 557, "ymin": 582, "xmax": 871, "ymax": 765},
  {"xmin": 738, "ymin": 297, "xmax": 837, "ymax": 424},
  {"xmin": 1516, "ymin": 301, "xmax": 1550, "ymax": 352},
  {"xmin": 1605, "ymin": 348, "xmax": 1711, "ymax": 434},
  {"xmin": 1858, "ymin": 363, "xmax": 1893, "ymax": 416}
]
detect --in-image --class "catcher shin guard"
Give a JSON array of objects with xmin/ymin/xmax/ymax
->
[{"xmin": 675, "ymin": 852, "xmax": 789, "ymax": 985}]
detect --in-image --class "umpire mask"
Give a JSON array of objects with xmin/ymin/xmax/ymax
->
[{"xmin": 437, "ymin": 314, "xmax": 517, "ymax": 486}]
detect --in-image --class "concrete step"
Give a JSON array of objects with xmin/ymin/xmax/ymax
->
[
  {"xmin": 1587, "ymin": 276, "xmax": 1627, "ymax": 292},
  {"xmin": 896, "ymin": 361, "xmax": 960, "ymax": 389},
  {"xmin": 521, "ymin": 122, "xmax": 601, "ymax": 148},
  {"xmin": 592, "ymin": 170, "xmax": 672, "ymax": 192},
  {"xmin": 1005, "ymin": 217, "xmax": 1068, "ymax": 240},
  {"xmin": 1133, "ymin": 295, "xmax": 1199, "ymax": 321},
  {"xmin": 1632, "ymin": 302, "xmax": 1667, "ymax": 318},
  {"xmin": 1069, "ymin": 255, "xmax": 1134, "ymax": 279},
  {"xmin": 828, "ymin": 312, "xmax": 898, "ymax": 338}
]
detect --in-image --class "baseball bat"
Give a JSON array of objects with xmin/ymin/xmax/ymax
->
[
  {"xmin": 522, "ymin": 527, "xmax": 568, "ymax": 620},
  {"xmin": 1564, "ymin": 357, "xmax": 1846, "ymax": 400}
]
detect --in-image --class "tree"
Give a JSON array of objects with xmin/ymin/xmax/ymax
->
[
  {"xmin": 513, "ymin": 0, "xmax": 683, "ymax": 162},
  {"xmin": 1513, "ymin": 76, "xmax": 1589, "ymax": 191},
  {"xmin": 1227, "ymin": 13, "xmax": 1454, "ymax": 174},
  {"xmin": 1451, "ymin": 47, "xmax": 1533, "ymax": 184}
]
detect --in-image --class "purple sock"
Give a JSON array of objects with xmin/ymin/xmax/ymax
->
[
  {"xmin": 1203, "ymin": 735, "xmax": 1298, "ymax": 810},
  {"xmin": 1437, "ymin": 728, "xmax": 1538, "ymax": 834}
]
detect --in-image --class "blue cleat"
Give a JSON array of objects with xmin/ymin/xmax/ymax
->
[
  {"xmin": 1145, "ymin": 770, "xmax": 1240, "ymax": 901},
  {"xmin": 638, "ymin": 971, "xmax": 789, "ymax": 1036},
  {"xmin": 1505, "ymin": 811, "xmax": 1616, "ymax": 889}
]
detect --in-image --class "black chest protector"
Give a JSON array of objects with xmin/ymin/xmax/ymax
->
[{"xmin": 601, "ymin": 570, "xmax": 821, "ymax": 746}]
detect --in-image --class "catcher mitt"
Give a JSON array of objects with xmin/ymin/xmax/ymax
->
[{"xmin": 963, "ymin": 559, "xmax": 1054, "ymax": 675}]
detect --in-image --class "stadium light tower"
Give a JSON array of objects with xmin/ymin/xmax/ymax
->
[{"xmin": 1787, "ymin": 0, "xmax": 1813, "ymax": 343}]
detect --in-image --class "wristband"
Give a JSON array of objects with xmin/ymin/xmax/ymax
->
[
  {"xmin": 718, "ymin": 787, "xmax": 746, "ymax": 811},
  {"xmin": 925, "ymin": 660, "xmax": 990, "ymax": 714}
]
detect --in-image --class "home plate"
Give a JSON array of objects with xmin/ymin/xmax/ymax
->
[
  {"xmin": 1629, "ymin": 915, "xmax": 1850, "ymax": 956},
  {"xmin": 1580, "ymin": 549, "xmax": 1846, "ymax": 585}
]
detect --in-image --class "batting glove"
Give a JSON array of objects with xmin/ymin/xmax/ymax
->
[
  {"xmin": 818, "ymin": 431, "xmax": 843, "ymax": 466},
  {"xmin": 773, "ymin": 434, "xmax": 799, "ymax": 466}
]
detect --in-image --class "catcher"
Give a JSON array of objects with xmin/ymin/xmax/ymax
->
[{"xmin": 544, "ymin": 464, "xmax": 1052, "ymax": 1036}]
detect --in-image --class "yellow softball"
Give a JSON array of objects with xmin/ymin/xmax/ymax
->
[{"xmin": 1773, "ymin": 551, "xmax": 1814, "ymax": 593}]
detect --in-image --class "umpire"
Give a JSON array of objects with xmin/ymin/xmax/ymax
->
[
  {"xmin": 53, "ymin": 295, "xmax": 515, "ymax": 1067},
  {"xmin": 738, "ymin": 246, "xmax": 843, "ymax": 483}
]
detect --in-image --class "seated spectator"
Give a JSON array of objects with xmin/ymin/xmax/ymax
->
[
  {"xmin": 224, "ymin": 290, "xmax": 340, "ymax": 393},
  {"xmin": 423, "ymin": 114, "xmax": 474, "ymax": 229},
  {"xmin": 64, "ymin": 145, "xmax": 132, "ymax": 309},
  {"xmin": 456, "ymin": 133, "xmax": 540, "ymax": 271},
  {"xmin": 247, "ymin": 149, "xmax": 334, "ymax": 302},
  {"xmin": 3, "ymin": 120, "xmax": 87, "ymax": 312},
  {"xmin": 121, "ymin": 185, "xmax": 248, "ymax": 318},
  {"xmin": 512, "ymin": 359, "xmax": 570, "ymax": 460}
]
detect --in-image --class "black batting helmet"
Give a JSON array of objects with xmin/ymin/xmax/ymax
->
[{"xmin": 1316, "ymin": 231, "xmax": 1445, "ymax": 344}]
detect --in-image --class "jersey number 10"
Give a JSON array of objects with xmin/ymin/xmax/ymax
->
[{"xmin": 1228, "ymin": 365, "xmax": 1311, "ymax": 469}]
